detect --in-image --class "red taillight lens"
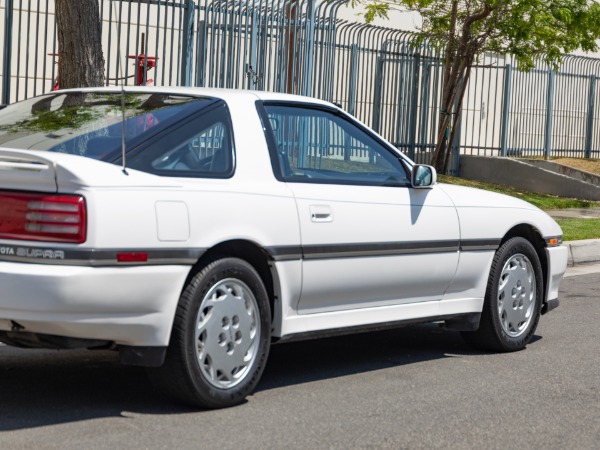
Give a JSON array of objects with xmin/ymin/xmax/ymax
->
[{"xmin": 0, "ymin": 192, "xmax": 86, "ymax": 243}]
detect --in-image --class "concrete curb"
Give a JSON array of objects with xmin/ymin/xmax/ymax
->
[{"xmin": 564, "ymin": 239, "xmax": 600, "ymax": 266}]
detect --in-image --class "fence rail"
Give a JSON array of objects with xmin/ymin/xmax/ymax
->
[{"xmin": 1, "ymin": 0, "xmax": 600, "ymax": 174}]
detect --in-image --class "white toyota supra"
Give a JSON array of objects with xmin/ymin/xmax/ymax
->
[{"xmin": 0, "ymin": 87, "xmax": 567, "ymax": 408}]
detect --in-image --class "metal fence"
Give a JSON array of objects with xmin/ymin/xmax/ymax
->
[{"xmin": 2, "ymin": 0, "xmax": 600, "ymax": 174}]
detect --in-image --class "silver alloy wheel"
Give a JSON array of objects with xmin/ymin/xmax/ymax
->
[
  {"xmin": 497, "ymin": 253, "xmax": 536, "ymax": 337},
  {"xmin": 195, "ymin": 278, "xmax": 260, "ymax": 389}
]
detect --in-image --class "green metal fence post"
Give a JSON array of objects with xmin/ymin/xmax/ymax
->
[
  {"xmin": 417, "ymin": 63, "xmax": 431, "ymax": 164},
  {"xmin": 585, "ymin": 76, "xmax": 596, "ymax": 159},
  {"xmin": 407, "ymin": 53, "xmax": 420, "ymax": 161},
  {"xmin": 450, "ymin": 76, "xmax": 464, "ymax": 176},
  {"xmin": 347, "ymin": 44, "xmax": 358, "ymax": 116},
  {"xmin": 544, "ymin": 70, "xmax": 556, "ymax": 159},
  {"xmin": 372, "ymin": 42, "xmax": 387, "ymax": 133},
  {"xmin": 246, "ymin": 11, "xmax": 258, "ymax": 90},
  {"xmin": 195, "ymin": 19, "xmax": 206, "ymax": 87},
  {"xmin": 180, "ymin": 0, "xmax": 195, "ymax": 86},
  {"xmin": 2, "ymin": 0, "xmax": 14, "ymax": 105},
  {"xmin": 302, "ymin": 0, "xmax": 316, "ymax": 96},
  {"xmin": 500, "ymin": 64, "xmax": 512, "ymax": 157}
]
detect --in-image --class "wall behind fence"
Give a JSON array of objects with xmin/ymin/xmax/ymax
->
[{"xmin": 1, "ymin": 0, "xmax": 600, "ymax": 173}]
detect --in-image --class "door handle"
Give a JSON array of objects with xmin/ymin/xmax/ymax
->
[{"xmin": 310, "ymin": 205, "xmax": 333, "ymax": 223}]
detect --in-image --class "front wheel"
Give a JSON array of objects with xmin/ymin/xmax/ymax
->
[
  {"xmin": 462, "ymin": 237, "xmax": 543, "ymax": 352},
  {"xmin": 148, "ymin": 257, "xmax": 271, "ymax": 408}
]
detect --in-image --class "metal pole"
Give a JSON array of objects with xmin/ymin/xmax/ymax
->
[
  {"xmin": 407, "ymin": 53, "xmax": 420, "ymax": 160},
  {"xmin": 347, "ymin": 44, "xmax": 358, "ymax": 115},
  {"xmin": 180, "ymin": 0, "xmax": 195, "ymax": 86},
  {"xmin": 195, "ymin": 19, "xmax": 207, "ymax": 87},
  {"xmin": 544, "ymin": 69, "xmax": 555, "ymax": 159},
  {"xmin": 500, "ymin": 64, "xmax": 512, "ymax": 157},
  {"xmin": 302, "ymin": 0, "xmax": 316, "ymax": 96},
  {"xmin": 451, "ymin": 77, "xmax": 464, "ymax": 176},
  {"xmin": 585, "ymin": 76, "xmax": 596, "ymax": 159},
  {"xmin": 372, "ymin": 43, "xmax": 386, "ymax": 132},
  {"xmin": 2, "ymin": 0, "xmax": 14, "ymax": 105},
  {"xmin": 418, "ymin": 62, "xmax": 431, "ymax": 164},
  {"xmin": 247, "ymin": 11, "xmax": 258, "ymax": 90}
]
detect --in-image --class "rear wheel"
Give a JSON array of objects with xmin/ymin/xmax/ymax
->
[
  {"xmin": 148, "ymin": 257, "xmax": 271, "ymax": 408},
  {"xmin": 462, "ymin": 237, "xmax": 543, "ymax": 352}
]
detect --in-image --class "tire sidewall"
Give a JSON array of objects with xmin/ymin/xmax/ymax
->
[
  {"xmin": 182, "ymin": 258, "xmax": 271, "ymax": 408},
  {"xmin": 487, "ymin": 237, "xmax": 543, "ymax": 351}
]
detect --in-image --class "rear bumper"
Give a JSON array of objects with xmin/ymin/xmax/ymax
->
[{"xmin": 0, "ymin": 262, "xmax": 190, "ymax": 346}]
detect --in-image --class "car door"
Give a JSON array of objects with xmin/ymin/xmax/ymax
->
[{"xmin": 260, "ymin": 103, "xmax": 460, "ymax": 314}]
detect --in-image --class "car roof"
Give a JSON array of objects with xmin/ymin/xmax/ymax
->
[{"xmin": 53, "ymin": 86, "xmax": 334, "ymax": 108}]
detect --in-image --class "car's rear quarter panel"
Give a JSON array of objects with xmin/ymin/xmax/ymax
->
[{"xmin": 0, "ymin": 92, "xmax": 303, "ymax": 346}]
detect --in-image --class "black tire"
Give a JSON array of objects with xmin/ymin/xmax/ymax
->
[
  {"xmin": 147, "ymin": 257, "xmax": 271, "ymax": 409},
  {"xmin": 462, "ymin": 237, "xmax": 543, "ymax": 352}
]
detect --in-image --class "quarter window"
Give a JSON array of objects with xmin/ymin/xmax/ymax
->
[
  {"xmin": 264, "ymin": 105, "xmax": 409, "ymax": 186},
  {"xmin": 126, "ymin": 104, "xmax": 234, "ymax": 178}
]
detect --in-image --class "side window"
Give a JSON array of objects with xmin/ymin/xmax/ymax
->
[
  {"xmin": 150, "ymin": 121, "xmax": 228, "ymax": 173},
  {"xmin": 263, "ymin": 104, "xmax": 409, "ymax": 186},
  {"xmin": 127, "ymin": 104, "xmax": 234, "ymax": 178}
]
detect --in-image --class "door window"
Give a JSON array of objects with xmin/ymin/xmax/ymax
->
[{"xmin": 263, "ymin": 104, "xmax": 409, "ymax": 186}]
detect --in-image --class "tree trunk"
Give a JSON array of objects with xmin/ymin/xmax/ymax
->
[
  {"xmin": 429, "ymin": 0, "xmax": 459, "ymax": 172},
  {"xmin": 429, "ymin": 2, "xmax": 493, "ymax": 174},
  {"xmin": 430, "ymin": 58, "xmax": 465, "ymax": 172},
  {"xmin": 443, "ymin": 65, "xmax": 472, "ymax": 173},
  {"xmin": 55, "ymin": 0, "xmax": 105, "ymax": 88}
]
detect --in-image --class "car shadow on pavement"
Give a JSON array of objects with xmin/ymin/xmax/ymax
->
[
  {"xmin": 259, "ymin": 324, "xmax": 493, "ymax": 392},
  {"xmin": 0, "ymin": 347, "xmax": 196, "ymax": 431},
  {"xmin": 0, "ymin": 325, "xmax": 541, "ymax": 431}
]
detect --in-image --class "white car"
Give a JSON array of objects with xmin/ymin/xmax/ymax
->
[{"xmin": 0, "ymin": 87, "xmax": 567, "ymax": 408}]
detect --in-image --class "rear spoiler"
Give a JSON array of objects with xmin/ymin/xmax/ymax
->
[
  {"xmin": 0, "ymin": 150, "xmax": 57, "ymax": 193},
  {"xmin": 0, "ymin": 147, "xmax": 183, "ymax": 190}
]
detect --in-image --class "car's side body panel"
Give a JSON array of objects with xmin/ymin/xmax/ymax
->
[
  {"xmin": 288, "ymin": 182, "xmax": 461, "ymax": 313},
  {"xmin": 276, "ymin": 289, "xmax": 483, "ymax": 338},
  {"xmin": 442, "ymin": 251, "xmax": 495, "ymax": 301}
]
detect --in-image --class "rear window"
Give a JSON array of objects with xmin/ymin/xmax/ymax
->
[{"xmin": 0, "ymin": 92, "xmax": 215, "ymax": 160}]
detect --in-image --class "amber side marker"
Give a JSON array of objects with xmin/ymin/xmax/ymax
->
[{"xmin": 547, "ymin": 237, "xmax": 561, "ymax": 247}]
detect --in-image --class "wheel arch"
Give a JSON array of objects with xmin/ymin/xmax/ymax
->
[
  {"xmin": 185, "ymin": 239, "xmax": 279, "ymax": 326},
  {"xmin": 500, "ymin": 223, "xmax": 549, "ymax": 305}
]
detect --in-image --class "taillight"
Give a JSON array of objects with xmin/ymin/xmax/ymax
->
[{"xmin": 0, "ymin": 191, "xmax": 86, "ymax": 243}]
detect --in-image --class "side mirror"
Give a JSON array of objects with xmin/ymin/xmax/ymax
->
[{"xmin": 411, "ymin": 164, "xmax": 437, "ymax": 188}]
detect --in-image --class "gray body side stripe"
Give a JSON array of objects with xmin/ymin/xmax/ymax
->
[
  {"xmin": 266, "ymin": 239, "xmax": 501, "ymax": 261},
  {"xmin": 0, "ymin": 244, "xmax": 206, "ymax": 266},
  {"xmin": 459, "ymin": 239, "xmax": 502, "ymax": 251},
  {"xmin": 0, "ymin": 238, "xmax": 504, "ymax": 266},
  {"xmin": 301, "ymin": 240, "xmax": 460, "ymax": 260},
  {"xmin": 266, "ymin": 246, "xmax": 303, "ymax": 261}
]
